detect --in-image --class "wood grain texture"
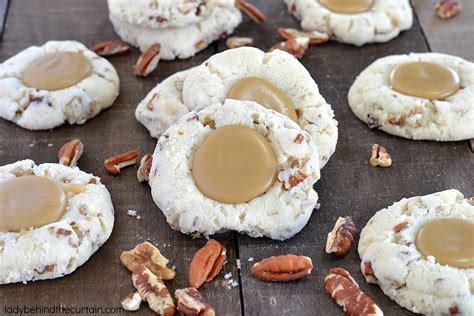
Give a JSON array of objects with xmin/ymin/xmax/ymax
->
[
  {"xmin": 0, "ymin": 0, "xmax": 241, "ymax": 315},
  {"xmin": 412, "ymin": 0, "xmax": 474, "ymax": 60},
  {"xmin": 223, "ymin": 1, "xmax": 474, "ymax": 315},
  {"xmin": 0, "ymin": 0, "xmax": 473, "ymax": 315}
]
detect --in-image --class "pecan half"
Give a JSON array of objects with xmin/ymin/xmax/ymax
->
[
  {"xmin": 251, "ymin": 255, "xmax": 313, "ymax": 282},
  {"xmin": 135, "ymin": 44, "xmax": 161, "ymax": 77},
  {"xmin": 58, "ymin": 139, "xmax": 83, "ymax": 167},
  {"xmin": 90, "ymin": 40, "xmax": 130, "ymax": 56},
  {"xmin": 104, "ymin": 149, "xmax": 139, "ymax": 175},
  {"xmin": 226, "ymin": 36, "xmax": 254, "ymax": 49},
  {"xmin": 325, "ymin": 217, "xmax": 357, "ymax": 257},
  {"xmin": 132, "ymin": 266, "xmax": 175, "ymax": 316},
  {"xmin": 277, "ymin": 27, "xmax": 329, "ymax": 45},
  {"xmin": 121, "ymin": 292, "xmax": 142, "ymax": 311},
  {"xmin": 175, "ymin": 288, "xmax": 215, "ymax": 316},
  {"xmin": 325, "ymin": 268, "xmax": 383, "ymax": 316},
  {"xmin": 236, "ymin": 0, "xmax": 266, "ymax": 23},
  {"xmin": 269, "ymin": 37, "xmax": 309, "ymax": 59},
  {"xmin": 121, "ymin": 242, "xmax": 176, "ymax": 280},
  {"xmin": 435, "ymin": 0, "xmax": 461, "ymax": 20},
  {"xmin": 137, "ymin": 154, "xmax": 153, "ymax": 183},
  {"xmin": 369, "ymin": 144, "xmax": 392, "ymax": 167},
  {"xmin": 189, "ymin": 239, "xmax": 226, "ymax": 289}
]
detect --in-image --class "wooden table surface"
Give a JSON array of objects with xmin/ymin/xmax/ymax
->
[{"xmin": 0, "ymin": 1, "xmax": 472, "ymax": 315}]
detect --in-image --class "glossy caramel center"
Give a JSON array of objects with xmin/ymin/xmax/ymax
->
[
  {"xmin": 192, "ymin": 125, "xmax": 278, "ymax": 204},
  {"xmin": 228, "ymin": 77, "xmax": 298, "ymax": 122},
  {"xmin": 416, "ymin": 218, "xmax": 474, "ymax": 269},
  {"xmin": 0, "ymin": 176, "xmax": 66, "ymax": 232},
  {"xmin": 390, "ymin": 61, "xmax": 461, "ymax": 100},
  {"xmin": 319, "ymin": 0, "xmax": 374, "ymax": 14},
  {"xmin": 22, "ymin": 52, "xmax": 92, "ymax": 91}
]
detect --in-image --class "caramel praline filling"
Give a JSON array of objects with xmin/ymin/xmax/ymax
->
[
  {"xmin": 228, "ymin": 77, "xmax": 298, "ymax": 122},
  {"xmin": 22, "ymin": 51, "xmax": 92, "ymax": 91},
  {"xmin": 390, "ymin": 61, "xmax": 461, "ymax": 100},
  {"xmin": 0, "ymin": 175, "xmax": 66, "ymax": 232},
  {"xmin": 192, "ymin": 125, "xmax": 278, "ymax": 204},
  {"xmin": 319, "ymin": 0, "xmax": 374, "ymax": 14},
  {"xmin": 416, "ymin": 218, "xmax": 474, "ymax": 269}
]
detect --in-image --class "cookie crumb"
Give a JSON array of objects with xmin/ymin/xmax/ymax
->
[
  {"xmin": 127, "ymin": 209, "xmax": 141, "ymax": 219},
  {"xmin": 224, "ymin": 272, "xmax": 232, "ymax": 280},
  {"xmin": 236, "ymin": 259, "xmax": 241, "ymax": 270},
  {"xmin": 248, "ymin": 257, "xmax": 254, "ymax": 262}
]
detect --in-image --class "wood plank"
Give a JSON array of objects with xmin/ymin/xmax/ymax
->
[
  {"xmin": 0, "ymin": 0, "xmax": 9, "ymax": 41},
  {"xmin": 223, "ymin": 1, "xmax": 474, "ymax": 315},
  {"xmin": 0, "ymin": 0, "xmax": 241, "ymax": 315},
  {"xmin": 412, "ymin": 0, "xmax": 474, "ymax": 61}
]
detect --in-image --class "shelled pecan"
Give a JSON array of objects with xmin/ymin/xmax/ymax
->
[
  {"xmin": 435, "ymin": 0, "xmax": 461, "ymax": 20},
  {"xmin": 277, "ymin": 27, "xmax": 329, "ymax": 45},
  {"xmin": 189, "ymin": 239, "xmax": 226, "ymax": 289},
  {"xmin": 58, "ymin": 139, "xmax": 83, "ymax": 167},
  {"xmin": 135, "ymin": 44, "xmax": 161, "ymax": 77},
  {"xmin": 236, "ymin": 0, "xmax": 266, "ymax": 23},
  {"xmin": 137, "ymin": 154, "xmax": 153, "ymax": 182},
  {"xmin": 90, "ymin": 41, "xmax": 130, "ymax": 56},
  {"xmin": 269, "ymin": 37, "xmax": 309, "ymax": 59},
  {"xmin": 226, "ymin": 36, "xmax": 254, "ymax": 49},
  {"xmin": 325, "ymin": 268, "xmax": 383, "ymax": 316},
  {"xmin": 369, "ymin": 144, "xmax": 392, "ymax": 167},
  {"xmin": 104, "ymin": 149, "xmax": 139, "ymax": 175},
  {"xmin": 251, "ymin": 255, "xmax": 313, "ymax": 282},
  {"xmin": 120, "ymin": 242, "xmax": 175, "ymax": 280},
  {"xmin": 132, "ymin": 266, "xmax": 175, "ymax": 315},
  {"xmin": 325, "ymin": 217, "xmax": 357, "ymax": 256},
  {"xmin": 175, "ymin": 287, "xmax": 215, "ymax": 316}
]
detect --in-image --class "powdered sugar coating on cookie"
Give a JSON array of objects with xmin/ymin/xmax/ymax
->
[
  {"xmin": 0, "ymin": 160, "xmax": 114, "ymax": 284},
  {"xmin": 136, "ymin": 47, "xmax": 338, "ymax": 168},
  {"xmin": 136, "ymin": 68, "xmax": 194, "ymax": 137},
  {"xmin": 0, "ymin": 41, "xmax": 119, "ymax": 130},
  {"xmin": 109, "ymin": 6, "xmax": 242, "ymax": 58},
  {"xmin": 348, "ymin": 53, "xmax": 474, "ymax": 141},
  {"xmin": 285, "ymin": 0, "xmax": 412, "ymax": 46},
  {"xmin": 149, "ymin": 99, "xmax": 320, "ymax": 240},
  {"xmin": 358, "ymin": 190, "xmax": 474, "ymax": 315},
  {"xmin": 107, "ymin": 0, "xmax": 235, "ymax": 29}
]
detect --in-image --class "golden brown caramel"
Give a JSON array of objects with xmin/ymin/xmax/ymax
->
[
  {"xmin": 319, "ymin": 0, "xmax": 374, "ymax": 14},
  {"xmin": 22, "ymin": 52, "xmax": 92, "ymax": 91},
  {"xmin": 228, "ymin": 77, "xmax": 298, "ymax": 122},
  {"xmin": 390, "ymin": 61, "xmax": 461, "ymax": 100},
  {"xmin": 192, "ymin": 125, "xmax": 278, "ymax": 204},
  {"xmin": 416, "ymin": 218, "xmax": 474, "ymax": 268},
  {"xmin": 0, "ymin": 176, "xmax": 66, "ymax": 232}
]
